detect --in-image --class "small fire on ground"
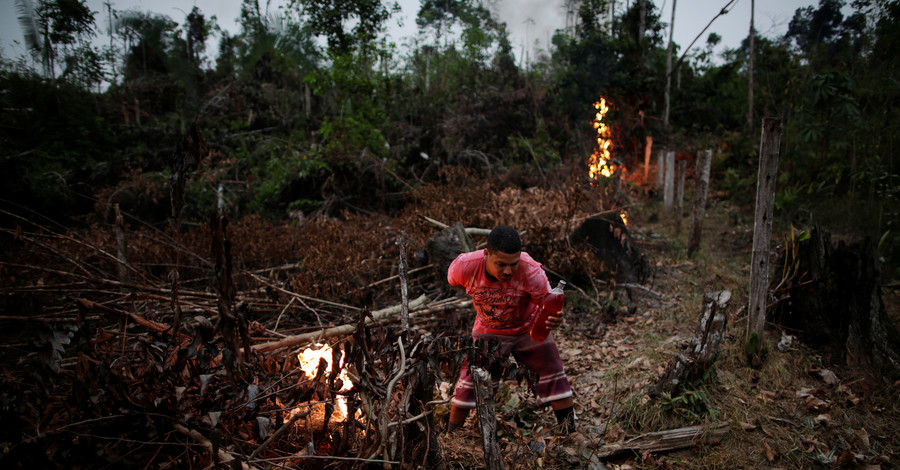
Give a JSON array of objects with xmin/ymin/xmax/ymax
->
[{"xmin": 297, "ymin": 343, "xmax": 353, "ymax": 420}]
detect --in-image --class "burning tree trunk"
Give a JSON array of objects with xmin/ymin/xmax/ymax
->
[
  {"xmin": 772, "ymin": 228, "xmax": 900, "ymax": 383},
  {"xmin": 651, "ymin": 290, "xmax": 731, "ymax": 397}
]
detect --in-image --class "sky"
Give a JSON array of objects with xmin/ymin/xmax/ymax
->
[{"xmin": 1, "ymin": 0, "xmax": 821, "ymax": 67}]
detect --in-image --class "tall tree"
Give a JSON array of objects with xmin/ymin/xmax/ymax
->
[
  {"xmin": 664, "ymin": 0, "xmax": 676, "ymax": 131},
  {"xmin": 15, "ymin": 0, "xmax": 101, "ymax": 85},
  {"xmin": 747, "ymin": 0, "xmax": 755, "ymax": 131},
  {"xmin": 294, "ymin": 0, "xmax": 398, "ymax": 56}
]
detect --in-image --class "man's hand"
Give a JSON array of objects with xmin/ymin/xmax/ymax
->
[{"xmin": 546, "ymin": 312, "xmax": 563, "ymax": 330}]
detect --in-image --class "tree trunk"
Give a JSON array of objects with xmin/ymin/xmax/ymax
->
[
  {"xmin": 664, "ymin": 0, "xmax": 676, "ymax": 130},
  {"xmin": 747, "ymin": 0, "xmax": 755, "ymax": 132},
  {"xmin": 644, "ymin": 136, "xmax": 653, "ymax": 182}
]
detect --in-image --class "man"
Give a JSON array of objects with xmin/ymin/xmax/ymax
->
[{"xmin": 446, "ymin": 225, "xmax": 576, "ymax": 434}]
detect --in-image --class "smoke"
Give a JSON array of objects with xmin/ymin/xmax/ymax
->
[{"xmin": 492, "ymin": 0, "xmax": 568, "ymax": 61}]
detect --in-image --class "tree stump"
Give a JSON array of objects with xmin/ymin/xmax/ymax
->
[
  {"xmin": 569, "ymin": 217, "xmax": 649, "ymax": 284},
  {"xmin": 472, "ymin": 367, "xmax": 505, "ymax": 470},
  {"xmin": 426, "ymin": 222, "xmax": 475, "ymax": 285},
  {"xmin": 651, "ymin": 290, "xmax": 731, "ymax": 397},
  {"xmin": 772, "ymin": 228, "xmax": 900, "ymax": 383}
]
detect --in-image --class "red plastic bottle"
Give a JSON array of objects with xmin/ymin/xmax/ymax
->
[{"xmin": 530, "ymin": 280, "xmax": 566, "ymax": 342}]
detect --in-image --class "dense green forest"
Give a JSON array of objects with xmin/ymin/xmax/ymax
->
[{"xmin": 1, "ymin": 0, "xmax": 898, "ymax": 273}]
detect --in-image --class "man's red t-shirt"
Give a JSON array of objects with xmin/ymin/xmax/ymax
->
[{"xmin": 447, "ymin": 250, "xmax": 551, "ymax": 335}]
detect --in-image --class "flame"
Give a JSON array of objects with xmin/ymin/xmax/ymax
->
[
  {"xmin": 588, "ymin": 98, "xmax": 621, "ymax": 180},
  {"xmin": 620, "ymin": 210, "xmax": 628, "ymax": 226},
  {"xmin": 298, "ymin": 344, "xmax": 353, "ymax": 420}
]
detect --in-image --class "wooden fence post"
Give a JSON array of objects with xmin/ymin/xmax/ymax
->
[
  {"xmin": 656, "ymin": 149, "xmax": 666, "ymax": 190},
  {"xmin": 644, "ymin": 136, "xmax": 653, "ymax": 182},
  {"xmin": 472, "ymin": 367, "xmax": 505, "ymax": 470},
  {"xmin": 675, "ymin": 160, "xmax": 686, "ymax": 234},
  {"xmin": 664, "ymin": 151, "xmax": 675, "ymax": 213},
  {"xmin": 748, "ymin": 118, "xmax": 783, "ymax": 361},
  {"xmin": 687, "ymin": 150, "xmax": 712, "ymax": 257}
]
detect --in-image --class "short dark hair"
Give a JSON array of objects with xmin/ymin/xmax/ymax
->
[{"xmin": 487, "ymin": 225, "xmax": 521, "ymax": 254}]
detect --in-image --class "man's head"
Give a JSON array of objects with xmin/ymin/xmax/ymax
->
[{"xmin": 484, "ymin": 226, "xmax": 521, "ymax": 282}]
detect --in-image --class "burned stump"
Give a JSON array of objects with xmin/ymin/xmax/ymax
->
[
  {"xmin": 426, "ymin": 222, "xmax": 475, "ymax": 285},
  {"xmin": 651, "ymin": 290, "xmax": 730, "ymax": 397},
  {"xmin": 772, "ymin": 228, "xmax": 900, "ymax": 383},
  {"xmin": 569, "ymin": 217, "xmax": 649, "ymax": 284}
]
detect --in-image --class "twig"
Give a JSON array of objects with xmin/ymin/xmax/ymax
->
[
  {"xmin": 386, "ymin": 398, "xmax": 452, "ymax": 428},
  {"xmin": 250, "ymin": 455, "xmax": 400, "ymax": 465},
  {"xmin": 248, "ymin": 409, "xmax": 309, "ymax": 461},
  {"xmin": 246, "ymin": 272, "xmax": 361, "ymax": 311},
  {"xmin": 595, "ymin": 279, "xmax": 665, "ymax": 299},
  {"xmin": 251, "ymin": 295, "xmax": 429, "ymax": 353},
  {"xmin": 366, "ymin": 151, "xmax": 416, "ymax": 191},
  {"xmin": 272, "ymin": 297, "xmax": 297, "ymax": 333},
  {"xmin": 398, "ymin": 233, "xmax": 410, "ymax": 334},
  {"xmin": 75, "ymin": 298, "xmax": 190, "ymax": 340},
  {"xmin": 366, "ymin": 264, "xmax": 433, "ymax": 288},
  {"xmin": 382, "ymin": 337, "xmax": 408, "ymax": 464},
  {"xmin": 543, "ymin": 267, "xmax": 605, "ymax": 312},
  {"xmin": 573, "ymin": 205, "xmax": 634, "ymax": 222},
  {"xmin": 173, "ymin": 424, "xmax": 255, "ymax": 470},
  {"xmin": 418, "ymin": 216, "xmax": 491, "ymax": 236}
]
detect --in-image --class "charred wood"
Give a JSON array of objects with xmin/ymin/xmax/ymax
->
[
  {"xmin": 772, "ymin": 228, "xmax": 900, "ymax": 383},
  {"xmin": 651, "ymin": 290, "xmax": 730, "ymax": 397}
]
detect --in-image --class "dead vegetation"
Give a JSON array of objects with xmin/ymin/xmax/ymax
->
[{"xmin": 1, "ymin": 166, "xmax": 898, "ymax": 469}]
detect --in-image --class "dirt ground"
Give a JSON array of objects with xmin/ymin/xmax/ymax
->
[{"xmin": 436, "ymin": 196, "xmax": 900, "ymax": 469}]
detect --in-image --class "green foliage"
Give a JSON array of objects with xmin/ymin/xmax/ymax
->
[
  {"xmin": 248, "ymin": 144, "xmax": 331, "ymax": 219},
  {"xmin": 295, "ymin": 0, "xmax": 398, "ymax": 56},
  {"xmin": 657, "ymin": 388, "xmax": 717, "ymax": 423},
  {"xmin": 0, "ymin": 70, "xmax": 116, "ymax": 217}
]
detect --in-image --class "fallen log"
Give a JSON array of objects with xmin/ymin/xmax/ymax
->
[
  {"xmin": 596, "ymin": 421, "xmax": 731, "ymax": 458},
  {"xmin": 650, "ymin": 290, "xmax": 730, "ymax": 397},
  {"xmin": 252, "ymin": 294, "xmax": 430, "ymax": 353}
]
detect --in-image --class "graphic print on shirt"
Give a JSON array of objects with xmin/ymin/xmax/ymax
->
[{"xmin": 470, "ymin": 286, "xmax": 530, "ymax": 329}]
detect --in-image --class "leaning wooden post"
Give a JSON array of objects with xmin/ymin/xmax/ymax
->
[
  {"xmin": 114, "ymin": 203, "xmax": 129, "ymax": 282},
  {"xmin": 664, "ymin": 151, "xmax": 675, "ymax": 213},
  {"xmin": 675, "ymin": 160, "xmax": 686, "ymax": 234},
  {"xmin": 472, "ymin": 367, "xmax": 505, "ymax": 470},
  {"xmin": 747, "ymin": 118, "xmax": 783, "ymax": 363},
  {"xmin": 644, "ymin": 136, "xmax": 653, "ymax": 182},
  {"xmin": 687, "ymin": 150, "xmax": 712, "ymax": 257}
]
